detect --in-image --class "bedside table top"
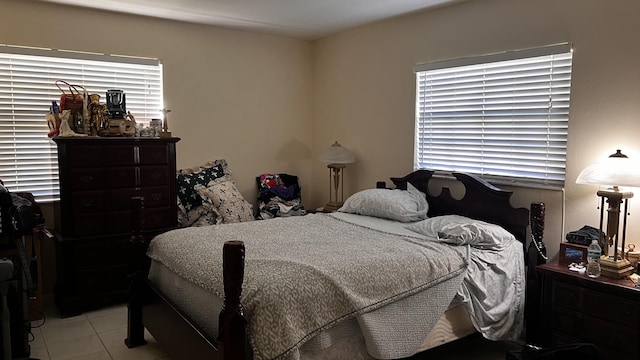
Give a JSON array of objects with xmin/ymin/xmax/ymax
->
[{"xmin": 538, "ymin": 261, "xmax": 640, "ymax": 297}]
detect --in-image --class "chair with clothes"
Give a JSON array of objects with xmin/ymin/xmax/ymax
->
[{"xmin": 256, "ymin": 173, "xmax": 306, "ymax": 219}]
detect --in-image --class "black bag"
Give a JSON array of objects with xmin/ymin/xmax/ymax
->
[
  {"xmin": 566, "ymin": 225, "xmax": 603, "ymax": 246},
  {"xmin": 0, "ymin": 180, "xmax": 45, "ymax": 236}
]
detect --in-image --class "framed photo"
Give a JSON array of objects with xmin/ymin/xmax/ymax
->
[{"xmin": 559, "ymin": 242, "xmax": 588, "ymax": 264}]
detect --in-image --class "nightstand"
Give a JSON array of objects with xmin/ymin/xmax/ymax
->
[{"xmin": 537, "ymin": 261, "xmax": 640, "ymax": 358}]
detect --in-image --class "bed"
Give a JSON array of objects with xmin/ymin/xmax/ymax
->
[{"xmin": 125, "ymin": 169, "xmax": 547, "ymax": 360}]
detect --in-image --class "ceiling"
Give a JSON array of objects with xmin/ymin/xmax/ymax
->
[{"xmin": 38, "ymin": 0, "xmax": 463, "ymax": 40}]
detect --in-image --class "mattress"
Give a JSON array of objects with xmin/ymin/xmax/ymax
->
[
  {"xmin": 146, "ymin": 212, "xmax": 524, "ymax": 359},
  {"xmin": 148, "ymin": 260, "xmax": 474, "ymax": 359}
]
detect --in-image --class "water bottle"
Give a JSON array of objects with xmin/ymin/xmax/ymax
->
[{"xmin": 587, "ymin": 239, "xmax": 602, "ymax": 278}]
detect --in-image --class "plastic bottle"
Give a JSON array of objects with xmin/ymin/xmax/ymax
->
[{"xmin": 587, "ymin": 239, "xmax": 602, "ymax": 278}]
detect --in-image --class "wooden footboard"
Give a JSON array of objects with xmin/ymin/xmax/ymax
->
[
  {"xmin": 124, "ymin": 196, "xmax": 247, "ymax": 360},
  {"xmin": 126, "ymin": 171, "xmax": 548, "ymax": 359}
]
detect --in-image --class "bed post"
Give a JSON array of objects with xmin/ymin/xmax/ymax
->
[
  {"xmin": 218, "ymin": 240, "xmax": 248, "ymax": 360},
  {"xmin": 525, "ymin": 202, "xmax": 546, "ymax": 345},
  {"xmin": 125, "ymin": 196, "xmax": 148, "ymax": 348}
]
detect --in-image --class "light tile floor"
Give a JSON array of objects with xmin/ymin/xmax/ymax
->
[
  {"xmin": 29, "ymin": 302, "xmax": 169, "ymax": 360},
  {"xmin": 28, "ymin": 302, "xmax": 510, "ymax": 360}
]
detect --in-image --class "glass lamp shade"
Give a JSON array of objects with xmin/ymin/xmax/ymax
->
[
  {"xmin": 576, "ymin": 150, "xmax": 640, "ymax": 188},
  {"xmin": 319, "ymin": 141, "xmax": 356, "ymax": 164},
  {"xmin": 576, "ymin": 149, "xmax": 640, "ymax": 278}
]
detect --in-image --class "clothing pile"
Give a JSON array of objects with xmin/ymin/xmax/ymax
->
[{"xmin": 257, "ymin": 173, "xmax": 306, "ymax": 219}]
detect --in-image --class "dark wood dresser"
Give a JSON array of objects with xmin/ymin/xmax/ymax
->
[
  {"xmin": 537, "ymin": 261, "xmax": 640, "ymax": 358},
  {"xmin": 52, "ymin": 137, "xmax": 179, "ymax": 317}
]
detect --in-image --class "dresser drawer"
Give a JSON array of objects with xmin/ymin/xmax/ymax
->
[
  {"xmin": 108, "ymin": 167, "xmax": 137, "ymax": 188},
  {"xmin": 105, "ymin": 145, "xmax": 136, "ymax": 166},
  {"xmin": 73, "ymin": 237, "xmax": 129, "ymax": 270},
  {"xmin": 73, "ymin": 208, "xmax": 173, "ymax": 236},
  {"xmin": 107, "ymin": 186, "xmax": 171, "ymax": 210},
  {"xmin": 553, "ymin": 307, "xmax": 640, "ymax": 355},
  {"xmin": 73, "ymin": 211, "xmax": 132, "ymax": 236},
  {"xmin": 70, "ymin": 168, "xmax": 107, "ymax": 190},
  {"xmin": 552, "ymin": 281, "xmax": 580, "ymax": 309},
  {"xmin": 108, "ymin": 208, "xmax": 174, "ymax": 232},
  {"xmin": 108, "ymin": 188, "xmax": 138, "ymax": 210},
  {"xmin": 551, "ymin": 331, "xmax": 582, "ymax": 347},
  {"xmin": 139, "ymin": 186, "xmax": 172, "ymax": 207},
  {"xmin": 552, "ymin": 307, "xmax": 582, "ymax": 334},
  {"xmin": 140, "ymin": 166, "xmax": 169, "ymax": 186},
  {"xmin": 71, "ymin": 191, "xmax": 107, "ymax": 213},
  {"xmin": 146, "ymin": 207, "xmax": 175, "ymax": 229},
  {"xmin": 582, "ymin": 316, "xmax": 639, "ymax": 356},
  {"xmin": 554, "ymin": 279, "xmax": 640, "ymax": 330},
  {"xmin": 583, "ymin": 289, "xmax": 639, "ymax": 329},
  {"xmin": 75, "ymin": 265, "xmax": 129, "ymax": 294},
  {"xmin": 73, "ymin": 213, "xmax": 107, "ymax": 237},
  {"xmin": 67, "ymin": 146, "xmax": 105, "ymax": 167},
  {"xmin": 139, "ymin": 144, "xmax": 169, "ymax": 164}
]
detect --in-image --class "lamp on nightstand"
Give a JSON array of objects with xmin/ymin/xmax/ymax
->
[
  {"xmin": 576, "ymin": 149, "xmax": 640, "ymax": 278},
  {"xmin": 319, "ymin": 141, "xmax": 356, "ymax": 212}
]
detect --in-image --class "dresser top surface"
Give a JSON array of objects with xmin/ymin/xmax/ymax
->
[
  {"xmin": 538, "ymin": 261, "xmax": 640, "ymax": 296},
  {"xmin": 52, "ymin": 136, "xmax": 180, "ymax": 144}
]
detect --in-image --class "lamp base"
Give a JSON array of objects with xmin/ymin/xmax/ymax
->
[
  {"xmin": 600, "ymin": 257, "xmax": 635, "ymax": 279},
  {"xmin": 324, "ymin": 201, "xmax": 343, "ymax": 212}
]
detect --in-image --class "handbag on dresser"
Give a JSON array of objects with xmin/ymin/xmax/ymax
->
[{"xmin": 55, "ymin": 80, "xmax": 87, "ymax": 116}]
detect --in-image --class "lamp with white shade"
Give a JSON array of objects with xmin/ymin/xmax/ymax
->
[
  {"xmin": 319, "ymin": 141, "xmax": 356, "ymax": 212},
  {"xmin": 576, "ymin": 149, "xmax": 640, "ymax": 278}
]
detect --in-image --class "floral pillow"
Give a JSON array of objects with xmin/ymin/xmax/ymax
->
[
  {"xmin": 177, "ymin": 205, "xmax": 218, "ymax": 227},
  {"xmin": 176, "ymin": 159, "xmax": 232, "ymax": 227},
  {"xmin": 197, "ymin": 181, "xmax": 254, "ymax": 224}
]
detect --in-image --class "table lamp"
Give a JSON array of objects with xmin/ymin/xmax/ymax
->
[
  {"xmin": 319, "ymin": 141, "xmax": 356, "ymax": 212},
  {"xmin": 576, "ymin": 149, "xmax": 640, "ymax": 278}
]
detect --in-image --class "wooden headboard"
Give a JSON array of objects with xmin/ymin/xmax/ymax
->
[{"xmin": 389, "ymin": 170, "xmax": 530, "ymax": 244}]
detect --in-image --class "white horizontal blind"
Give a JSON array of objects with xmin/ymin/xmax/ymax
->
[
  {"xmin": 414, "ymin": 44, "xmax": 572, "ymax": 189},
  {"xmin": 0, "ymin": 45, "xmax": 163, "ymax": 202}
]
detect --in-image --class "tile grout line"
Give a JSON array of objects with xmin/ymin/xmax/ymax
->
[{"xmin": 86, "ymin": 313, "xmax": 115, "ymax": 360}]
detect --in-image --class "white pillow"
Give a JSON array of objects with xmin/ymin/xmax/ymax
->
[
  {"xmin": 338, "ymin": 183, "xmax": 429, "ymax": 222},
  {"xmin": 406, "ymin": 214, "xmax": 515, "ymax": 250}
]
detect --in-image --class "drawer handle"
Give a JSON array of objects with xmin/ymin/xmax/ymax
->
[
  {"xmin": 151, "ymin": 193, "xmax": 162, "ymax": 201},
  {"xmin": 81, "ymin": 199, "xmax": 95, "ymax": 207},
  {"xmin": 80, "ymin": 175, "xmax": 94, "ymax": 184},
  {"xmin": 151, "ymin": 173, "xmax": 162, "ymax": 181}
]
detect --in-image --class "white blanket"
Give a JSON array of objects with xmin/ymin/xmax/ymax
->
[
  {"xmin": 148, "ymin": 213, "xmax": 468, "ymax": 359},
  {"xmin": 147, "ymin": 213, "xmax": 524, "ymax": 359}
]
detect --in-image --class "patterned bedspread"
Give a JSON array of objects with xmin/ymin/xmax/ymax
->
[{"xmin": 147, "ymin": 214, "xmax": 468, "ymax": 360}]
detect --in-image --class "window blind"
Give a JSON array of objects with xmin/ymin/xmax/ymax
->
[
  {"xmin": 414, "ymin": 43, "xmax": 572, "ymax": 189},
  {"xmin": 0, "ymin": 45, "xmax": 163, "ymax": 202}
]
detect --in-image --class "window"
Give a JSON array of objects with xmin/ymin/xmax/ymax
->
[
  {"xmin": 0, "ymin": 45, "xmax": 163, "ymax": 201},
  {"xmin": 414, "ymin": 43, "xmax": 572, "ymax": 189}
]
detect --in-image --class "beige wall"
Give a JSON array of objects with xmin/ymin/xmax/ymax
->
[
  {"xmin": 4, "ymin": 0, "xmax": 640, "ymax": 295},
  {"xmin": 1, "ymin": 0, "xmax": 314, "ymax": 196},
  {"xmin": 311, "ymin": 0, "xmax": 640, "ymax": 262},
  {"xmin": 1, "ymin": 0, "xmax": 313, "ymax": 297}
]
